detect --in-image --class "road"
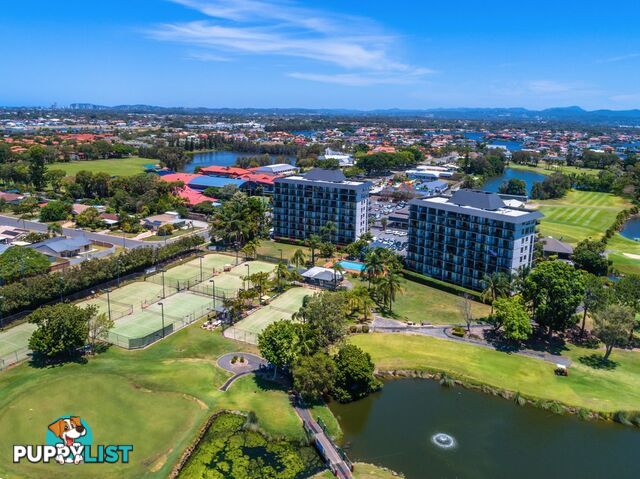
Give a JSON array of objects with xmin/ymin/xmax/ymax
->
[{"xmin": 0, "ymin": 214, "xmax": 209, "ymax": 250}]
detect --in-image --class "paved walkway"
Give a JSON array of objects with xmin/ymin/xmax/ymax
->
[
  {"xmin": 293, "ymin": 400, "xmax": 352, "ymax": 479},
  {"xmin": 216, "ymin": 352, "xmax": 267, "ymax": 391},
  {"xmin": 371, "ymin": 316, "xmax": 572, "ymax": 366}
]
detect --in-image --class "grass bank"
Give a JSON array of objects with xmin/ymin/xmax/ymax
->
[
  {"xmin": 351, "ymin": 333, "xmax": 640, "ymax": 413},
  {"xmin": 509, "ymin": 162, "xmax": 601, "ymax": 177},
  {"xmin": 0, "ymin": 323, "xmax": 339, "ymax": 479},
  {"xmin": 313, "ymin": 463, "xmax": 401, "ymax": 479},
  {"xmin": 350, "ymin": 276, "xmax": 490, "ymax": 325}
]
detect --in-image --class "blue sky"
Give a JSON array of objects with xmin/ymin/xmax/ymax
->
[{"xmin": 2, "ymin": 0, "xmax": 640, "ymax": 110}]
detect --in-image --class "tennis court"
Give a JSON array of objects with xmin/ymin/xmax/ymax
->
[
  {"xmin": 108, "ymin": 291, "xmax": 215, "ymax": 340},
  {"xmin": 0, "ymin": 322, "xmax": 36, "ymax": 358},
  {"xmin": 207, "ymin": 260, "xmax": 278, "ymax": 294},
  {"xmin": 79, "ymin": 281, "xmax": 168, "ymax": 318},
  {"xmin": 162, "ymin": 253, "xmax": 238, "ymax": 283},
  {"xmin": 232, "ymin": 287, "xmax": 311, "ymax": 335}
]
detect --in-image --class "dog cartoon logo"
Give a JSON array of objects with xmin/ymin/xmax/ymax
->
[{"xmin": 46, "ymin": 416, "xmax": 90, "ymax": 464}]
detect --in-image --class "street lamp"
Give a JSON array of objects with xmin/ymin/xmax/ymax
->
[
  {"xmin": 105, "ymin": 288, "xmax": 112, "ymax": 323},
  {"xmin": 158, "ymin": 302, "xmax": 165, "ymax": 338},
  {"xmin": 245, "ymin": 264, "xmax": 250, "ymax": 290},
  {"xmin": 161, "ymin": 269, "xmax": 166, "ymax": 299},
  {"xmin": 278, "ymin": 248, "xmax": 283, "ymax": 263},
  {"xmin": 209, "ymin": 279, "xmax": 216, "ymax": 308},
  {"xmin": 199, "ymin": 254, "xmax": 203, "ymax": 282}
]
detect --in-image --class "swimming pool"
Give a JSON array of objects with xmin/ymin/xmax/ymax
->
[{"xmin": 337, "ymin": 260, "xmax": 365, "ymax": 272}]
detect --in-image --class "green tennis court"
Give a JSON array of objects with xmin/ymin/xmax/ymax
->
[
  {"xmin": 160, "ymin": 253, "xmax": 238, "ymax": 284},
  {"xmin": 0, "ymin": 322, "xmax": 36, "ymax": 358},
  {"xmin": 108, "ymin": 291, "xmax": 215, "ymax": 340},
  {"xmin": 233, "ymin": 287, "xmax": 312, "ymax": 335},
  {"xmin": 207, "ymin": 260, "xmax": 278, "ymax": 295},
  {"xmin": 79, "ymin": 281, "xmax": 166, "ymax": 317}
]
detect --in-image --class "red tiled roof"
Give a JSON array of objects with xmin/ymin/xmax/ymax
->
[
  {"xmin": 200, "ymin": 166, "xmax": 249, "ymax": 177},
  {"xmin": 178, "ymin": 186, "xmax": 214, "ymax": 206},
  {"xmin": 239, "ymin": 173, "xmax": 275, "ymax": 185},
  {"xmin": 159, "ymin": 173, "xmax": 201, "ymax": 184}
]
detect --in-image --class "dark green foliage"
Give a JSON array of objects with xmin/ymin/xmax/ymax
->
[
  {"xmin": 333, "ymin": 344, "xmax": 381, "ymax": 403},
  {"xmin": 178, "ymin": 413, "xmax": 323, "ymax": 479},
  {"xmin": 0, "ymin": 246, "xmax": 51, "ymax": 284},
  {"xmin": 524, "ymin": 260, "xmax": 585, "ymax": 336},
  {"xmin": 530, "ymin": 172, "xmax": 572, "ymax": 199},
  {"xmin": 292, "ymin": 352, "xmax": 336, "ymax": 402},
  {"xmin": 28, "ymin": 303, "xmax": 94, "ymax": 360},
  {"xmin": 39, "ymin": 200, "xmax": 71, "ymax": 222},
  {"xmin": 498, "ymin": 178, "xmax": 527, "ymax": 196},
  {"xmin": 355, "ymin": 150, "xmax": 418, "ymax": 174},
  {"xmin": 258, "ymin": 320, "xmax": 300, "ymax": 372},
  {"xmin": 572, "ymin": 239, "xmax": 610, "ymax": 276}
]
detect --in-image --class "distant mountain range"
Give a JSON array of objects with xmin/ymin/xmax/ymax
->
[{"xmin": 64, "ymin": 103, "xmax": 640, "ymax": 125}]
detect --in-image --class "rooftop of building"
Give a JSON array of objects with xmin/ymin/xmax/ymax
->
[
  {"xmin": 276, "ymin": 168, "xmax": 369, "ymax": 187},
  {"xmin": 410, "ymin": 189, "xmax": 543, "ymax": 223}
]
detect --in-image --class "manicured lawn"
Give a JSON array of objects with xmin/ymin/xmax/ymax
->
[
  {"xmin": 257, "ymin": 240, "xmax": 311, "ymax": 261},
  {"xmin": 509, "ymin": 162, "xmax": 601, "ymax": 177},
  {"xmin": 351, "ymin": 333, "xmax": 640, "ymax": 412},
  {"xmin": 532, "ymin": 190, "xmax": 632, "ymax": 244},
  {"xmin": 52, "ymin": 156, "xmax": 155, "ymax": 177},
  {"xmin": 350, "ymin": 276, "xmax": 490, "ymax": 325},
  {"xmin": 142, "ymin": 227, "xmax": 201, "ymax": 242},
  {"xmin": 0, "ymin": 324, "xmax": 338, "ymax": 479},
  {"xmin": 606, "ymin": 234, "xmax": 640, "ymax": 275}
]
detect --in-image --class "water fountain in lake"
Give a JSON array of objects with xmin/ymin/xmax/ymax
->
[{"xmin": 431, "ymin": 433, "xmax": 456, "ymax": 449}]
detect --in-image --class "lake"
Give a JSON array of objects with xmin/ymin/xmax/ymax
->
[
  {"xmin": 482, "ymin": 168, "xmax": 547, "ymax": 195},
  {"xmin": 488, "ymin": 139, "xmax": 524, "ymax": 151},
  {"xmin": 330, "ymin": 379, "xmax": 640, "ymax": 479},
  {"xmin": 620, "ymin": 216, "xmax": 640, "ymax": 241},
  {"xmin": 185, "ymin": 151, "xmax": 295, "ymax": 172}
]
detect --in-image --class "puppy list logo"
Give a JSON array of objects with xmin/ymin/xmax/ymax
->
[{"xmin": 13, "ymin": 416, "xmax": 133, "ymax": 465}]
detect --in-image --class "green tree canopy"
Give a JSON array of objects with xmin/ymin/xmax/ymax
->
[
  {"xmin": 333, "ymin": 344, "xmax": 381, "ymax": 403},
  {"xmin": 524, "ymin": 260, "xmax": 585, "ymax": 337},
  {"xmin": 492, "ymin": 296, "xmax": 532, "ymax": 342},
  {"xmin": 39, "ymin": 200, "xmax": 71, "ymax": 222},
  {"xmin": 0, "ymin": 246, "xmax": 50, "ymax": 284},
  {"xmin": 28, "ymin": 303, "xmax": 94, "ymax": 361},
  {"xmin": 573, "ymin": 239, "xmax": 610, "ymax": 276},
  {"xmin": 258, "ymin": 320, "xmax": 300, "ymax": 376},
  {"xmin": 292, "ymin": 352, "xmax": 336, "ymax": 402},
  {"xmin": 594, "ymin": 304, "xmax": 635, "ymax": 360}
]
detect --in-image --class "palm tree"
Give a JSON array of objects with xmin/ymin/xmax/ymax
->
[
  {"xmin": 363, "ymin": 251, "xmax": 385, "ymax": 288},
  {"xmin": 377, "ymin": 273, "xmax": 403, "ymax": 312},
  {"xmin": 481, "ymin": 272, "xmax": 511, "ymax": 314},
  {"xmin": 241, "ymin": 239, "xmax": 260, "ymax": 259},
  {"xmin": 274, "ymin": 262, "xmax": 289, "ymax": 292},
  {"xmin": 292, "ymin": 248, "xmax": 306, "ymax": 270},
  {"xmin": 332, "ymin": 263, "xmax": 345, "ymax": 289},
  {"xmin": 306, "ymin": 235, "xmax": 322, "ymax": 265},
  {"xmin": 250, "ymin": 271, "xmax": 270, "ymax": 299},
  {"xmin": 320, "ymin": 221, "xmax": 336, "ymax": 242},
  {"xmin": 353, "ymin": 286, "xmax": 374, "ymax": 322}
]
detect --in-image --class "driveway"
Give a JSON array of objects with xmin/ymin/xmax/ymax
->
[{"xmin": 216, "ymin": 352, "xmax": 267, "ymax": 391}]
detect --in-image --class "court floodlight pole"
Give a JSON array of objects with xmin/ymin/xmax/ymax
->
[{"xmin": 158, "ymin": 302, "xmax": 165, "ymax": 338}]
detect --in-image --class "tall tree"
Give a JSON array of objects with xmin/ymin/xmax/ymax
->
[
  {"xmin": 573, "ymin": 239, "xmax": 610, "ymax": 276},
  {"xmin": 594, "ymin": 304, "xmax": 635, "ymax": 360},
  {"xmin": 0, "ymin": 247, "xmax": 51, "ymax": 284},
  {"xmin": 28, "ymin": 304, "xmax": 93, "ymax": 361},
  {"xmin": 258, "ymin": 320, "xmax": 300, "ymax": 378},
  {"xmin": 492, "ymin": 296, "xmax": 532, "ymax": 342},
  {"xmin": 27, "ymin": 145, "xmax": 47, "ymax": 190},
  {"xmin": 291, "ymin": 248, "xmax": 306, "ymax": 269},
  {"xmin": 87, "ymin": 311, "xmax": 114, "ymax": 354},
  {"xmin": 292, "ymin": 352, "xmax": 336, "ymax": 402},
  {"xmin": 376, "ymin": 272, "xmax": 403, "ymax": 312},
  {"xmin": 333, "ymin": 344, "xmax": 382, "ymax": 403},
  {"xmin": 305, "ymin": 235, "xmax": 322, "ymax": 265},
  {"xmin": 524, "ymin": 260, "xmax": 585, "ymax": 338},
  {"xmin": 581, "ymin": 274, "xmax": 610, "ymax": 335}
]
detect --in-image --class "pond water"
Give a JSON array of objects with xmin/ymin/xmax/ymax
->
[
  {"xmin": 482, "ymin": 168, "xmax": 547, "ymax": 195},
  {"xmin": 185, "ymin": 151, "xmax": 295, "ymax": 172},
  {"xmin": 620, "ymin": 216, "xmax": 640, "ymax": 241},
  {"xmin": 330, "ymin": 379, "xmax": 640, "ymax": 479},
  {"xmin": 488, "ymin": 139, "xmax": 524, "ymax": 151}
]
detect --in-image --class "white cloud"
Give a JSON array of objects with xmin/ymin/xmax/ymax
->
[
  {"xmin": 148, "ymin": 0, "xmax": 430, "ymax": 84},
  {"xmin": 287, "ymin": 71, "xmax": 431, "ymax": 86},
  {"xmin": 596, "ymin": 53, "xmax": 640, "ymax": 64},
  {"xmin": 526, "ymin": 80, "xmax": 575, "ymax": 94}
]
